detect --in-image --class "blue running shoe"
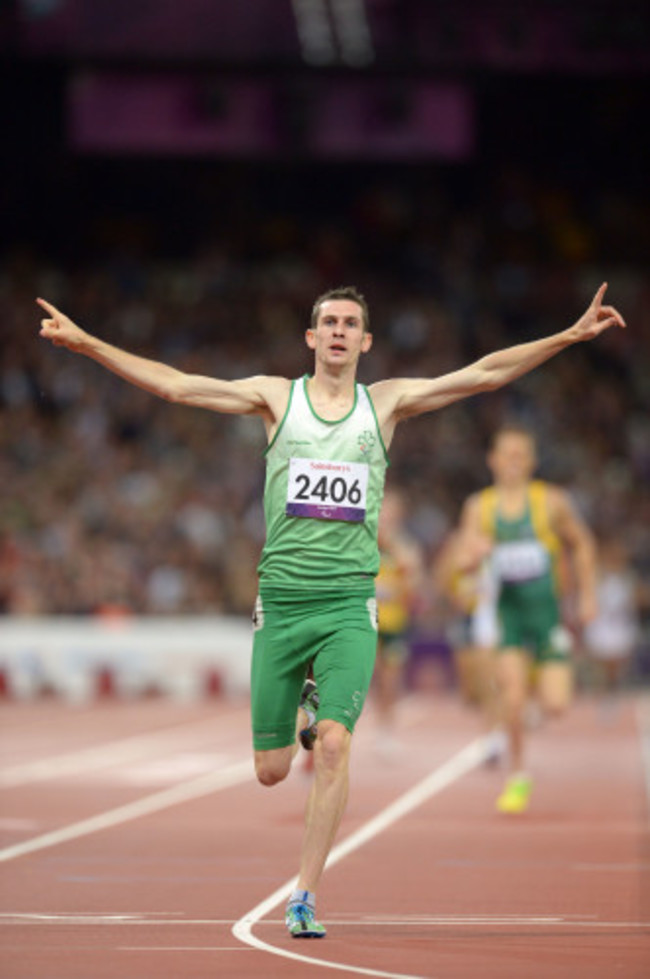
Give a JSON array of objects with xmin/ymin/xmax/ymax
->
[
  {"xmin": 299, "ymin": 678, "xmax": 319, "ymax": 751},
  {"xmin": 285, "ymin": 900, "xmax": 326, "ymax": 938}
]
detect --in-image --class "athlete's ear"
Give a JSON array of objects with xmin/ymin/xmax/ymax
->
[
  {"xmin": 305, "ymin": 328, "xmax": 316, "ymax": 350},
  {"xmin": 361, "ymin": 331, "xmax": 373, "ymax": 353}
]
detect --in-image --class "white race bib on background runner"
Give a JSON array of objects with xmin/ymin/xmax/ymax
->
[
  {"xmin": 286, "ymin": 457, "xmax": 368, "ymax": 522},
  {"xmin": 492, "ymin": 540, "xmax": 550, "ymax": 583}
]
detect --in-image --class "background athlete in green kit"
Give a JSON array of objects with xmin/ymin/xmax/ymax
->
[
  {"xmin": 459, "ymin": 426, "xmax": 599, "ymax": 815},
  {"xmin": 37, "ymin": 281, "xmax": 625, "ymax": 937}
]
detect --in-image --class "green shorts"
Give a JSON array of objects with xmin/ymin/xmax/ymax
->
[
  {"xmin": 251, "ymin": 586, "xmax": 378, "ymax": 751},
  {"xmin": 498, "ymin": 584, "xmax": 572, "ymax": 664}
]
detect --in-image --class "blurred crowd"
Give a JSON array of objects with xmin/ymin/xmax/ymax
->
[{"xmin": 1, "ymin": 168, "xmax": 649, "ymax": 641}]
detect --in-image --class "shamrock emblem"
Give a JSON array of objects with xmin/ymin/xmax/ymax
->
[{"xmin": 358, "ymin": 430, "xmax": 376, "ymax": 456}]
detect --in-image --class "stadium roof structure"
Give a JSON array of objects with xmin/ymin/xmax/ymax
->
[{"xmin": 14, "ymin": 0, "xmax": 650, "ymax": 75}]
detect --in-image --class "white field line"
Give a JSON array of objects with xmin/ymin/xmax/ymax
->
[
  {"xmin": 0, "ymin": 760, "xmax": 253, "ymax": 863},
  {"xmin": 231, "ymin": 736, "xmax": 489, "ymax": 979},
  {"xmin": 0, "ymin": 715, "xmax": 240, "ymax": 788}
]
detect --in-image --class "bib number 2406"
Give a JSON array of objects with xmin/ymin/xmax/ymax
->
[{"xmin": 286, "ymin": 458, "xmax": 369, "ymax": 523}]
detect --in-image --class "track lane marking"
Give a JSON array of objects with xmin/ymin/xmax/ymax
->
[
  {"xmin": 0, "ymin": 715, "xmax": 244, "ymax": 788},
  {"xmin": 232, "ymin": 736, "xmax": 489, "ymax": 979},
  {"xmin": 2, "ymin": 914, "xmax": 649, "ymax": 929},
  {"xmin": 0, "ymin": 760, "xmax": 253, "ymax": 863},
  {"xmin": 119, "ymin": 946, "xmax": 252, "ymax": 951}
]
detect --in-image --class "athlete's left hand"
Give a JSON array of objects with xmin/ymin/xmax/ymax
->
[{"xmin": 570, "ymin": 283, "xmax": 626, "ymax": 342}]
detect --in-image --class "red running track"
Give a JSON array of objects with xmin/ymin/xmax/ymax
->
[{"xmin": 0, "ymin": 691, "xmax": 649, "ymax": 978}]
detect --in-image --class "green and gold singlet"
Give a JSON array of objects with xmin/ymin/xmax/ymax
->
[{"xmin": 480, "ymin": 481, "xmax": 571, "ymax": 662}]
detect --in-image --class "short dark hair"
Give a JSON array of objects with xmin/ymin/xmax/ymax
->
[{"xmin": 311, "ymin": 286, "xmax": 370, "ymax": 332}]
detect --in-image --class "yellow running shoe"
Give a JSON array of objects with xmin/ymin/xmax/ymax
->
[{"xmin": 496, "ymin": 774, "xmax": 533, "ymax": 814}]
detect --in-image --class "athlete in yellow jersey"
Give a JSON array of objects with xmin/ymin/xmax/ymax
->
[
  {"xmin": 435, "ymin": 526, "xmax": 496, "ymax": 707},
  {"xmin": 435, "ymin": 524, "xmax": 505, "ymax": 768},
  {"xmin": 459, "ymin": 425, "xmax": 598, "ymax": 813},
  {"xmin": 374, "ymin": 488, "xmax": 423, "ymax": 756}
]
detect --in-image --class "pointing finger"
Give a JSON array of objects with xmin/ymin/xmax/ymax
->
[
  {"xmin": 592, "ymin": 282, "xmax": 608, "ymax": 308},
  {"xmin": 36, "ymin": 297, "xmax": 58, "ymax": 316}
]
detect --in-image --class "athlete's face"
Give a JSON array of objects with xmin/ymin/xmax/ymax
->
[
  {"xmin": 488, "ymin": 432, "xmax": 537, "ymax": 487},
  {"xmin": 306, "ymin": 300, "xmax": 372, "ymax": 367}
]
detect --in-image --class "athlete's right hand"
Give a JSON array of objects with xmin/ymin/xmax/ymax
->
[{"xmin": 37, "ymin": 298, "xmax": 90, "ymax": 351}]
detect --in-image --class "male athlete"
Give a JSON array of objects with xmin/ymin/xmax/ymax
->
[
  {"xmin": 458, "ymin": 425, "xmax": 598, "ymax": 814},
  {"xmin": 37, "ymin": 282, "xmax": 624, "ymax": 935}
]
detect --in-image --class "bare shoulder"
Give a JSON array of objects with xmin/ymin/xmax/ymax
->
[
  {"xmin": 545, "ymin": 482, "xmax": 571, "ymax": 512},
  {"xmin": 254, "ymin": 374, "xmax": 292, "ymax": 399},
  {"xmin": 367, "ymin": 379, "xmax": 400, "ymax": 414},
  {"xmin": 545, "ymin": 483, "xmax": 583, "ymax": 528},
  {"xmin": 367, "ymin": 379, "xmax": 404, "ymax": 446},
  {"xmin": 460, "ymin": 491, "xmax": 482, "ymax": 524},
  {"xmin": 253, "ymin": 375, "xmax": 293, "ymax": 439},
  {"xmin": 248, "ymin": 374, "xmax": 293, "ymax": 419}
]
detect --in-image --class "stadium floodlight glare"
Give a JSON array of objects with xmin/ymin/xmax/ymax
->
[
  {"xmin": 291, "ymin": 0, "xmax": 337, "ymax": 65},
  {"xmin": 331, "ymin": 0, "xmax": 375, "ymax": 66},
  {"xmin": 292, "ymin": 0, "xmax": 375, "ymax": 67}
]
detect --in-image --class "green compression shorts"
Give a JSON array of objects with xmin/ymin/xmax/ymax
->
[
  {"xmin": 498, "ymin": 583, "xmax": 572, "ymax": 663},
  {"xmin": 250, "ymin": 586, "xmax": 378, "ymax": 751}
]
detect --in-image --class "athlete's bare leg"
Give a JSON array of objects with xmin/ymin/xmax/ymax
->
[
  {"xmin": 496, "ymin": 649, "xmax": 529, "ymax": 771},
  {"xmin": 474, "ymin": 645, "xmax": 501, "ymax": 727},
  {"xmin": 296, "ymin": 719, "xmax": 351, "ymax": 893},
  {"xmin": 537, "ymin": 661, "xmax": 573, "ymax": 717},
  {"xmin": 254, "ymin": 714, "xmax": 352, "ymax": 895},
  {"xmin": 375, "ymin": 654, "xmax": 403, "ymax": 732}
]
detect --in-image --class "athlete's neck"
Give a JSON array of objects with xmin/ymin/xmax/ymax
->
[
  {"xmin": 495, "ymin": 482, "xmax": 530, "ymax": 518},
  {"xmin": 307, "ymin": 369, "xmax": 357, "ymax": 417}
]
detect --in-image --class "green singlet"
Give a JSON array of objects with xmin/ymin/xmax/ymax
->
[
  {"xmin": 252, "ymin": 376, "xmax": 389, "ymax": 750},
  {"xmin": 481, "ymin": 483, "xmax": 572, "ymax": 663}
]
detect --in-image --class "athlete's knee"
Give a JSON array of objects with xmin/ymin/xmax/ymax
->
[
  {"xmin": 254, "ymin": 749, "xmax": 292, "ymax": 787},
  {"xmin": 539, "ymin": 667, "xmax": 572, "ymax": 718},
  {"xmin": 499, "ymin": 682, "xmax": 526, "ymax": 712},
  {"xmin": 315, "ymin": 721, "xmax": 351, "ymax": 774},
  {"xmin": 541, "ymin": 697, "xmax": 570, "ymax": 719},
  {"xmin": 545, "ymin": 705, "xmax": 565, "ymax": 720}
]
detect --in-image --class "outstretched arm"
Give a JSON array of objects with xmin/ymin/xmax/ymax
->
[
  {"xmin": 36, "ymin": 298, "xmax": 289, "ymax": 421},
  {"xmin": 370, "ymin": 284, "xmax": 625, "ymax": 440}
]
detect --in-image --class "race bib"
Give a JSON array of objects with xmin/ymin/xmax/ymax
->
[
  {"xmin": 492, "ymin": 540, "xmax": 550, "ymax": 583},
  {"xmin": 286, "ymin": 458, "xmax": 368, "ymax": 522}
]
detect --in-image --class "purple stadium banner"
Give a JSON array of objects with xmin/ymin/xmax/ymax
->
[{"xmin": 69, "ymin": 74, "xmax": 475, "ymax": 160}]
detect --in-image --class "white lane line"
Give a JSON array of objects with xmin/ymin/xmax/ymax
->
[
  {"xmin": 0, "ymin": 760, "xmax": 252, "ymax": 863},
  {"xmin": 119, "ymin": 947, "xmax": 253, "ymax": 952},
  {"xmin": 574, "ymin": 863, "xmax": 650, "ymax": 871},
  {"xmin": 0, "ymin": 716, "xmax": 235, "ymax": 788},
  {"xmin": 232, "ymin": 736, "xmax": 488, "ymax": 979},
  {"xmin": 2, "ymin": 914, "xmax": 649, "ymax": 930}
]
